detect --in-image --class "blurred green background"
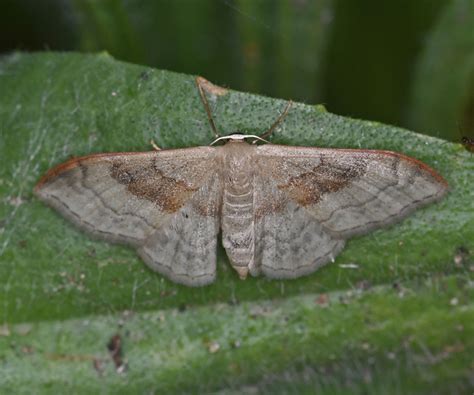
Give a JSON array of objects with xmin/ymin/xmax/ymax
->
[{"xmin": 1, "ymin": 0, "xmax": 473, "ymax": 142}]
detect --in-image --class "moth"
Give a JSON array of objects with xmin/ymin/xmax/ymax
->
[{"xmin": 35, "ymin": 77, "xmax": 448, "ymax": 286}]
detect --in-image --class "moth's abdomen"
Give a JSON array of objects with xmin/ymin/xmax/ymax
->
[
  {"xmin": 222, "ymin": 185, "xmax": 255, "ymax": 278},
  {"xmin": 220, "ymin": 143, "xmax": 256, "ymax": 279}
]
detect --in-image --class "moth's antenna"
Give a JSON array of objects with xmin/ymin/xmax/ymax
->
[
  {"xmin": 258, "ymin": 101, "xmax": 292, "ymax": 142},
  {"xmin": 195, "ymin": 77, "xmax": 220, "ymax": 138}
]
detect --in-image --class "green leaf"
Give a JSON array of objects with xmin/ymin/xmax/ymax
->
[
  {"xmin": 0, "ymin": 52, "xmax": 473, "ymax": 393},
  {"xmin": 408, "ymin": 0, "xmax": 474, "ymax": 140}
]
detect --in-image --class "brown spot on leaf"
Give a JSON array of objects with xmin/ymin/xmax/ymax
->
[
  {"xmin": 461, "ymin": 136, "xmax": 474, "ymax": 152},
  {"xmin": 93, "ymin": 358, "xmax": 105, "ymax": 377},
  {"xmin": 454, "ymin": 246, "xmax": 470, "ymax": 267},
  {"xmin": 107, "ymin": 334, "xmax": 127, "ymax": 373},
  {"xmin": 315, "ymin": 293, "xmax": 329, "ymax": 307},
  {"xmin": 196, "ymin": 76, "xmax": 228, "ymax": 96},
  {"xmin": 356, "ymin": 279, "xmax": 372, "ymax": 291},
  {"xmin": 110, "ymin": 160, "xmax": 197, "ymax": 213}
]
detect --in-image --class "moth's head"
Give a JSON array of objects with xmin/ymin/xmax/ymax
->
[{"xmin": 210, "ymin": 133, "xmax": 269, "ymax": 146}]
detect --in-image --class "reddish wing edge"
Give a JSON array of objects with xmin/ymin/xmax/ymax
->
[
  {"xmin": 34, "ymin": 152, "xmax": 153, "ymax": 191},
  {"xmin": 353, "ymin": 148, "xmax": 448, "ymax": 187}
]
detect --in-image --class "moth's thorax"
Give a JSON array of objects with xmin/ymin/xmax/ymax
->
[{"xmin": 219, "ymin": 140, "xmax": 257, "ymax": 186}]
